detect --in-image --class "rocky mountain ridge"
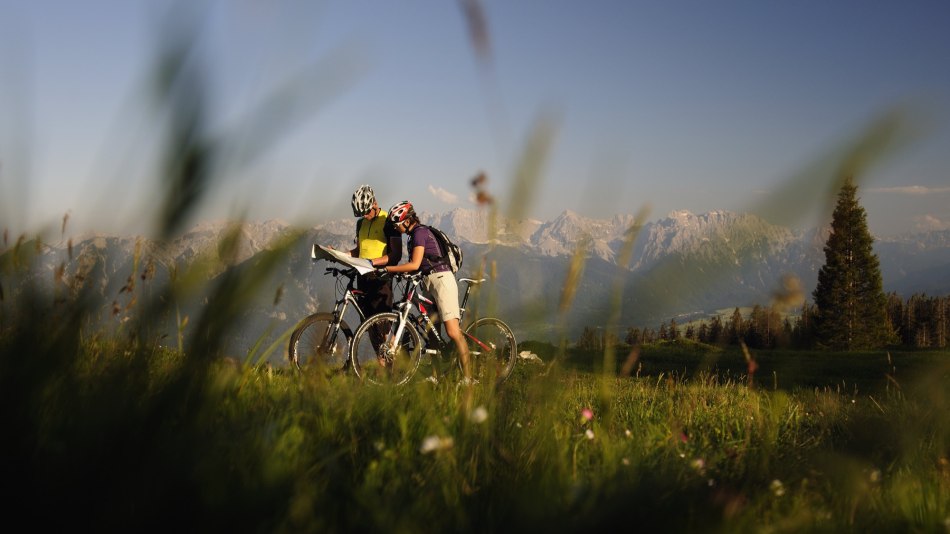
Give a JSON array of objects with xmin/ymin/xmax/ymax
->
[{"xmin": 5, "ymin": 208, "xmax": 948, "ymax": 362}]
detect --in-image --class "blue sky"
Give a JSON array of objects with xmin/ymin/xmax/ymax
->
[{"xmin": 2, "ymin": 0, "xmax": 949, "ymax": 238}]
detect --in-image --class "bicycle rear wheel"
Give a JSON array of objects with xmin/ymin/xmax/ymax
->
[
  {"xmin": 464, "ymin": 317, "xmax": 517, "ymax": 386},
  {"xmin": 288, "ymin": 313, "xmax": 352, "ymax": 376},
  {"xmin": 350, "ymin": 312, "xmax": 422, "ymax": 386}
]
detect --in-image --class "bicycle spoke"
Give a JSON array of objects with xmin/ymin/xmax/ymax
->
[
  {"xmin": 465, "ymin": 317, "xmax": 517, "ymax": 386},
  {"xmin": 289, "ymin": 313, "xmax": 351, "ymax": 377},
  {"xmin": 351, "ymin": 313, "xmax": 422, "ymax": 385}
]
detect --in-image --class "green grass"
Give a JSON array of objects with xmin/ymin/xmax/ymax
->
[
  {"xmin": 534, "ymin": 338, "xmax": 950, "ymax": 396},
  {"xmin": 3, "ymin": 321, "xmax": 948, "ymax": 532}
]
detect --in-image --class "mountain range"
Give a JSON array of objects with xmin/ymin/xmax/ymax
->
[{"xmin": 5, "ymin": 208, "xmax": 948, "ymax": 363}]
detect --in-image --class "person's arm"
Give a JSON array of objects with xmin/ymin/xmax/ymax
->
[
  {"xmin": 385, "ymin": 221, "xmax": 403, "ymax": 266},
  {"xmin": 350, "ymin": 219, "xmax": 361, "ymax": 257},
  {"xmin": 385, "ymin": 245, "xmax": 424, "ymax": 274}
]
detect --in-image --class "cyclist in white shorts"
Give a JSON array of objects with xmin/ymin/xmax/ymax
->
[{"xmin": 377, "ymin": 200, "xmax": 471, "ymax": 382}]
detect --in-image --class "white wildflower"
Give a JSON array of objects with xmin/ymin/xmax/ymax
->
[
  {"xmin": 690, "ymin": 458, "xmax": 706, "ymax": 473},
  {"xmin": 585, "ymin": 429, "xmax": 595, "ymax": 440},
  {"xmin": 770, "ymin": 479, "xmax": 785, "ymax": 497},
  {"xmin": 420, "ymin": 435, "xmax": 454, "ymax": 454},
  {"xmin": 470, "ymin": 406, "xmax": 488, "ymax": 424}
]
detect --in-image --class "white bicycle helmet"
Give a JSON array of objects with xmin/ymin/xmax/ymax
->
[{"xmin": 351, "ymin": 184, "xmax": 376, "ymax": 217}]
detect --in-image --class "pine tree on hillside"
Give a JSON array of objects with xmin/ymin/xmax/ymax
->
[{"xmin": 812, "ymin": 177, "xmax": 891, "ymax": 350}]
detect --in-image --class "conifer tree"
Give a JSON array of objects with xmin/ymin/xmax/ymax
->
[
  {"xmin": 708, "ymin": 316, "xmax": 724, "ymax": 345},
  {"xmin": 812, "ymin": 177, "xmax": 890, "ymax": 349},
  {"xmin": 727, "ymin": 307, "xmax": 744, "ymax": 345}
]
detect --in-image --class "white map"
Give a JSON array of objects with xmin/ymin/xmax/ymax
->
[{"xmin": 311, "ymin": 244, "xmax": 375, "ymax": 275}]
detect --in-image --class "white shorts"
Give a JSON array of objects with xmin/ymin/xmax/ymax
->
[{"xmin": 423, "ymin": 271, "xmax": 460, "ymax": 322}]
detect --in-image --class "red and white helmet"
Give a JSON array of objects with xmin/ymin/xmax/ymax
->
[{"xmin": 388, "ymin": 200, "xmax": 415, "ymax": 223}]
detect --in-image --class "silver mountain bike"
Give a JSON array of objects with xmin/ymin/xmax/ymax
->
[{"xmin": 288, "ymin": 266, "xmax": 368, "ymax": 376}]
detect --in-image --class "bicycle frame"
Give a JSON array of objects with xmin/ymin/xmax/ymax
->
[
  {"xmin": 289, "ymin": 266, "xmax": 370, "ymax": 371},
  {"xmin": 327, "ymin": 267, "xmax": 368, "ymax": 329},
  {"xmin": 389, "ymin": 272, "xmax": 483, "ymax": 356},
  {"xmin": 350, "ymin": 271, "xmax": 517, "ymax": 385}
]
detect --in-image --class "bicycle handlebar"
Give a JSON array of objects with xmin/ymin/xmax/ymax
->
[
  {"xmin": 388, "ymin": 272, "xmax": 424, "ymax": 281},
  {"xmin": 388, "ymin": 271, "xmax": 486, "ymax": 286},
  {"xmin": 324, "ymin": 266, "xmax": 358, "ymax": 278}
]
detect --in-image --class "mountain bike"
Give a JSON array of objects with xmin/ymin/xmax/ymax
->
[
  {"xmin": 287, "ymin": 266, "xmax": 368, "ymax": 376},
  {"xmin": 349, "ymin": 272, "xmax": 517, "ymax": 386}
]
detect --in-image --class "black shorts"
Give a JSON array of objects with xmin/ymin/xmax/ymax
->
[{"xmin": 356, "ymin": 273, "xmax": 393, "ymax": 316}]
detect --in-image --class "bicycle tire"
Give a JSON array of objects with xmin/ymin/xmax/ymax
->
[
  {"xmin": 350, "ymin": 312, "xmax": 422, "ymax": 386},
  {"xmin": 464, "ymin": 317, "xmax": 517, "ymax": 386},
  {"xmin": 288, "ymin": 313, "xmax": 353, "ymax": 376}
]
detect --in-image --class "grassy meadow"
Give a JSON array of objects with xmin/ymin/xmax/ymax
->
[
  {"xmin": 2, "ymin": 302, "xmax": 949, "ymax": 532},
  {"xmin": 3, "ymin": 8, "xmax": 949, "ymax": 532}
]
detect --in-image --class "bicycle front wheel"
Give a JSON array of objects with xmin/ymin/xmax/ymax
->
[
  {"xmin": 288, "ymin": 313, "xmax": 352, "ymax": 376},
  {"xmin": 465, "ymin": 317, "xmax": 517, "ymax": 386},
  {"xmin": 350, "ymin": 312, "xmax": 423, "ymax": 386}
]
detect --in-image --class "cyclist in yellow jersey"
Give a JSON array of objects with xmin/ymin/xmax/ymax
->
[{"xmin": 347, "ymin": 185, "xmax": 402, "ymax": 318}]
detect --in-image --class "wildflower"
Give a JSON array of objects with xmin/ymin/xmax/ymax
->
[
  {"xmin": 585, "ymin": 429, "xmax": 595, "ymax": 440},
  {"xmin": 869, "ymin": 469, "xmax": 881, "ymax": 483},
  {"xmin": 580, "ymin": 408, "xmax": 594, "ymax": 423},
  {"xmin": 420, "ymin": 435, "xmax": 454, "ymax": 454},
  {"xmin": 624, "ymin": 429, "xmax": 632, "ymax": 438},
  {"xmin": 470, "ymin": 405, "xmax": 488, "ymax": 424},
  {"xmin": 770, "ymin": 479, "xmax": 785, "ymax": 497},
  {"xmin": 690, "ymin": 458, "xmax": 706, "ymax": 473},
  {"xmin": 622, "ymin": 458, "xmax": 630, "ymax": 466}
]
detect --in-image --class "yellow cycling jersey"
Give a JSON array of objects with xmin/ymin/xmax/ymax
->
[{"xmin": 356, "ymin": 209, "xmax": 390, "ymax": 259}]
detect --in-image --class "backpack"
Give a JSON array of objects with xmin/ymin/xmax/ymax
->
[{"xmin": 423, "ymin": 225, "xmax": 463, "ymax": 273}]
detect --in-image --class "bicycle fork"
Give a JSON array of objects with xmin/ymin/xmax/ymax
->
[{"xmin": 327, "ymin": 294, "xmax": 361, "ymax": 365}]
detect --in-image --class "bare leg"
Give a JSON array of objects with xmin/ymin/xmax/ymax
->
[{"xmin": 443, "ymin": 318, "xmax": 471, "ymax": 379}]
